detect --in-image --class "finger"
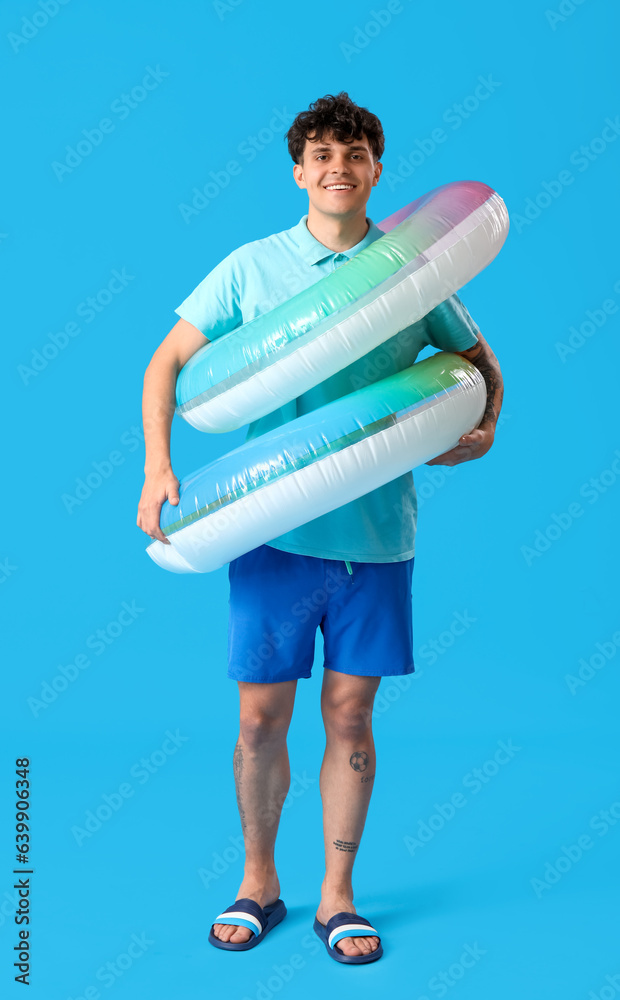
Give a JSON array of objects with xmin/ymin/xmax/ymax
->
[
  {"xmin": 427, "ymin": 450, "xmax": 458, "ymax": 466},
  {"xmin": 142, "ymin": 511, "xmax": 170, "ymax": 544},
  {"xmin": 150, "ymin": 526, "xmax": 170, "ymax": 544},
  {"xmin": 437, "ymin": 455, "xmax": 463, "ymax": 467}
]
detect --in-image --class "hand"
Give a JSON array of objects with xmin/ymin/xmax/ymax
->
[
  {"xmin": 137, "ymin": 469, "xmax": 180, "ymax": 544},
  {"xmin": 425, "ymin": 425, "xmax": 495, "ymax": 467}
]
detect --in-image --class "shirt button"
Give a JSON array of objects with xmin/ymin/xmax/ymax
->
[{"xmin": 334, "ymin": 254, "xmax": 346, "ymax": 263}]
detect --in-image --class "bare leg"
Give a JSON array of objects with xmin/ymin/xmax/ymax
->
[
  {"xmin": 315, "ymin": 669, "xmax": 381, "ymax": 957},
  {"xmin": 212, "ymin": 679, "xmax": 297, "ymax": 943}
]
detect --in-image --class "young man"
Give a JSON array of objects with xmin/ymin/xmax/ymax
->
[{"xmin": 137, "ymin": 92, "xmax": 503, "ymax": 964}]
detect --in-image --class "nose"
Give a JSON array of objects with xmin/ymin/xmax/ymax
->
[{"xmin": 329, "ymin": 156, "xmax": 351, "ymax": 174}]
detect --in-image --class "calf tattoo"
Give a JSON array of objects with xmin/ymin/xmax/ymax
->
[
  {"xmin": 233, "ymin": 743, "xmax": 246, "ymax": 830},
  {"xmin": 333, "ymin": 839, "xmax": 359, "ymax": 853},
  {"xmin": 233, "ymin": 742, "xmax": 243, "ymax": 782},
  {"xmin": 349, "ymin": 751, "xmax": 369, "ymax": 772}
]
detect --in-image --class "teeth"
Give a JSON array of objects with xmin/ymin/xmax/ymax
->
[{"xmin": 325, "ymin": 184, "xmax": 354, "ymax": 190}]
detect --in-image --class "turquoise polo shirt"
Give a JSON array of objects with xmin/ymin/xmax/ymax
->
[{"xmin": 174, "ymin": 214, "xmax": 481, "ymax": 562}]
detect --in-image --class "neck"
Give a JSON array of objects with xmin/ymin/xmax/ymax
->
[{"xmin": 305, "ymin": 203, "xmax": 369, "ymax": 253}]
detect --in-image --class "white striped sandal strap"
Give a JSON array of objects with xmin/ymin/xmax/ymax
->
[
  {"xmin": 213, "ymin": 897, "xmax": 266, "ymax": 937},
  {"xmin": 325, "ymin": 912, "xmax": 380, "ymax": 950}
]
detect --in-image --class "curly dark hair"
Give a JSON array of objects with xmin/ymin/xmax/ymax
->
[{"xmin": 286, "ymin": 91, "xmax": 385, "ymax": 165}]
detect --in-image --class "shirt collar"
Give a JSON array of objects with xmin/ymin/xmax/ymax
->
[{"xmin": 291, "ymin": 214, "xmax": 385, "ymax": 265}]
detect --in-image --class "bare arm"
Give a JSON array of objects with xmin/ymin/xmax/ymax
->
[
  {"xmin": 137, "ymin": 317, "xmax": 209, "ymax": 543},
  {"xmin": 426, "ymin": 331, "xmax": 504, "ymax": 467},
  {"xmin": 454, "ymin": 331, "xmax": 503, "ymax": 431}
]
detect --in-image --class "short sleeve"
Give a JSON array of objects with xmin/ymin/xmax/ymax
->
[
  {"xmin": 174, "ymin": 251, "xmax": 243, "ymax": 341},
  {"xmin": 424, "ymin": 293, "xmax": 480, "ymax": 352}
]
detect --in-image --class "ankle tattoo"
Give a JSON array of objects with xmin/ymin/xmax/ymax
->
[{"xmin": 332, "ymin": 839, "xmax": 359, "ymax": 853}]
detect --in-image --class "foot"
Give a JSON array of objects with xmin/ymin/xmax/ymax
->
[
  {"xmin": 212, "ymin": 874, "xmax": 281, "ymax": 945},
  {"xmin": 315, "ymin": 892, "xmax": 380, "ymax": 958}
]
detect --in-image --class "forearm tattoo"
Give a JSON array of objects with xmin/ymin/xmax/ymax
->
[
  {"xmin": 333, "ymin": 839, "xmax": 359, "ymax": 853},
  {"xmin": 460, "ymin": 339, "xmax": 504, "ymax": 427}
]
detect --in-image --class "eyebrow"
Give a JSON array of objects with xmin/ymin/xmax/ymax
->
[{"xmin": 310, "ymin": 144, "xmax": 369, "ymax": 154}]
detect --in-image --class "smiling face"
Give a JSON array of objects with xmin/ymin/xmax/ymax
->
[{"xmin": 293, "ymin": 131, "xmax": 382, "ymax": 221}]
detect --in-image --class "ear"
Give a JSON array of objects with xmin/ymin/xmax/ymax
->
[
  {"xmin": 293, "ymin": 162, "xmax": 307, "ymax": 190},
  {"xmin": 372, "ymin": 161, "xmax": 383, "ymax": 186}
]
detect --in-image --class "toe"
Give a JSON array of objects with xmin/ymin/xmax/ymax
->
[
  {"xmin": 234, "ymin": 927, "xmax": 249, "ymax": 942},
  {"xmin": 213, "ymin": 922, "xmax": 240, "ymax": 943},
  {"xmin": 230, "ymin": 925, "xmax": 253, "ymax": 944},
  {"xmin": 337, "ymin": 934, "xmax": 380, "ymax": 956},
  {"xmin": 337, "ymin": 936, "xmax": 363, "ymax": 956}
]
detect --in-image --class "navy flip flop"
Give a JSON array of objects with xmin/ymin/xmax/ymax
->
[
  {"xmin": 313, "ymin": 911, "xmax": 383, "ymax": 964},
  {"xmin": 208, "ymin": 897, "xmax": 287, "ymax": 951}
]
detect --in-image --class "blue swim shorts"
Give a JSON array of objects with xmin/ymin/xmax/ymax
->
[{"xmin": 227, "ymin": 543, "xmax": 415, "ymax": 683}]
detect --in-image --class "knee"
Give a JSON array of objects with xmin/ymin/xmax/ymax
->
[
  {"xmin": 239, "ymin": 708, "xmax": 289, "ymax": 750},
  {"xmin": 322, "ymin": 697, "xmax": 374, "ymax": 741}
]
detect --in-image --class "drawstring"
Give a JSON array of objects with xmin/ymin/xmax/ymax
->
[{"xmin": 344, "ymin": 560, "xmax": 353, "ymax": 583}]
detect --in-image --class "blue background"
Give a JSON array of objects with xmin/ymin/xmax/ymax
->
[{"xmin": 2, "ymin": 0, "xmax": 619, "ymax": 997}]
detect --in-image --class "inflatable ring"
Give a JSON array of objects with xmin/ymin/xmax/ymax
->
[
  {"xmin": 147, "ymin": 351, "xmax": 486, "ymax": 574},
  {"xmin": 176, "ymin": 180, "xmax": 508, "ymax": 433}
]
